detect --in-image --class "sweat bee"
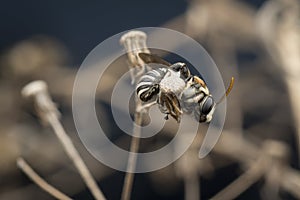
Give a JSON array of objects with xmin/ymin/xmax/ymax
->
[{"xmin": 136, "ymin": 53, "xmax": 234, "ymax": 123}]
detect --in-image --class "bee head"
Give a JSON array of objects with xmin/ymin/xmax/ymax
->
[
  {"xmin": 195, "ymin": 96, "xmax": 216, "ymax": 123},
  {"xmin": 170, "ymin": 62, "xmax": 191, "ymax": 79},
  {"xmin": 197, "ymin": 77, "xmax": 235, "ymax": 123}
]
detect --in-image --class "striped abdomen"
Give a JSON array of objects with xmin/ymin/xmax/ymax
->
[{"xmin": 136, "ymin": 68, "xmax": 168, "ymax": 102}]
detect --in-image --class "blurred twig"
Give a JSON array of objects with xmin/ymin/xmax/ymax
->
[
  {"xmin": 210, "ymin": 133, "xmax": 300, "ymax": 199},
  {"xmin": 257, "ymin": 0, "xmax": 300, "ymax": 164},
  {"xmin": 17, "ymin": 157, "xmax": 73, "ymax": 200},
  {"xmin": 175, "ymin": 145, "xmax": 201, "ymax": 200},
  {"xmin": 211, "ymin": 156, "xmax": 266, "ymax": 200},
  {"xmin": 211, "ymin": 140, "xmax": 289, "ymax": 200},
  {"xmin": 21, "ymin": 80, "xmax": 106, "ymax": 200}
]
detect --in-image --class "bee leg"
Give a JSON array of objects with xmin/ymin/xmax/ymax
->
[
  {"xmin": 159, "ymin": 92, "xmax": 182, "ymax": 123},
  {"xmin": 157, "ymin": 99, "xmax": 169, "ymax": 120},
  {"xmin": 136, "ymin": 101, "xmax": 157, "ymax": 113},
  {"xmin": 164, "ymin": 115, "xmax": 169, "ymax": 120}
]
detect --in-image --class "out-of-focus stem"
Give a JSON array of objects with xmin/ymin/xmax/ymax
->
[
  {"xmin": 21, "ymin": 80, "xmax": 106, "ymax": 200},
  {"xmin": 17, "ymin": 157, "xmax": 73, "ymax": 200},
  {"xmin": 211, "ymin": 156, "xmax": 266, "ymax": 200},
  {"xmin": 257, "ymin": 0, "xmax": 300, "ymax": 165},
  {"xmin": 212, "ymin": 140, "xmax": 289, "ymax": 200},
  {"xmin": 184, "ymin": 174, "xmax": 200, "ymax": 200}
]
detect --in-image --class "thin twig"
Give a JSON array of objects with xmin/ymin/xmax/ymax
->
[
  {"xmin": 121, "ymin": 112, "xmax": 142, "ymax": 200},
  {"xmin": 175, "ymin": 141, "xmax": 201, "ymax": 200},
  {"xmin": 47, "ymin": 112, "xmax": 106, "ymax": 200},
  {"xmin": 256, "ymin": 0, "xmax": 300, "ymax": 165},
  {"xmin": 184, "ymin": 176, "xmax": 200, "ymax": 200},
  {"xmin": 282, "ymin": 168, "xmax": 300, "ymax": 198},
  {"xmin": 260, "ymin": 140, "xmax": 289, "ymax": 200},
  {"xmin": 211, "ymin": 140, "xmax": 289, "ymax": 200},
  {"xmin": 181, "ymin": 167, "xmax": 200, "ymax": 200},
  {"xmin": 21, "ymin": 80, "xmax": 106, "ymax": 200},
  {"xmin": 211, "ymin": 155, "xmax": 267, "ymax": 200},
  {"xmin": 209, "ymin": 131, "xmax": 300, "ymax": 199},
  {"xmin": 17, "ymin": 157, "xmax": 73, "ymax": 200},
  {"xmin": 120, "ymin": 31, "xmax": 149, "ymax": 200}
]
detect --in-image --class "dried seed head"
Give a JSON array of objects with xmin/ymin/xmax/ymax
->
[
  {"xmin": 120, "ymin": 31, "xmax": 150, "ymax": 84},
  {"xmin": 120, "ymin": 31, "xmax": 147, "ymax": 47},
  {"xmin": 21, "ymin": 80, "xmax": 47, "ymax": 98},
  {"xmin": 22, "ymin": 80, "xmax": 60, "ymax": 124}
]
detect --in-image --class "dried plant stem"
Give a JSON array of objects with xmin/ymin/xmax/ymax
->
[
  {"xmin": 121, "ymin": 112, "xmax": 142, "ymax": 200},
  {"xmin": 212, "ymin": 140, "xmax": 289, "ymax": 200},
  {"xmin": 257, "ymin": 0, "xmax": 300, "ymax": 164},
  {"xmin": 17, "ymin": 157, "xmax": 73, "ymax": 200},
  {"xmin": 46, "ymin": 112, "xmax": 106, "ymax": 200},
  {"xmin": 120, "ymin": 31, "xmax": 149, "ymax": 200},
  {"xmin": 22, "ymin": 81, "xmax": 106, "ymax": 200},
  {"xmin": 184, "ymin": 175, "xmax": 200, "ymax": 200},
  {"xmin": 211, "ymin": 156, "xmax": 266, "ymax": 200},
  {"xmin": 282, "ymin": 168, "xmax": 300, "ymax": 198},
  {"xmin": 175, "ymin": 141, "xmax": 201, "ymax": 200}
]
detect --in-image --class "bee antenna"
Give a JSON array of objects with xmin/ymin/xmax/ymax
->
[{"xmin": 216, "ymin": 77, "xmax": 235, "ymax": 105}]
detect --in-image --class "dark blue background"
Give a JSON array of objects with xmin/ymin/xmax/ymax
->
[
  {"xmin": 0, "ymin": 0, "xmax": 187, "ymax": 64},
  {"xmin": 0, "ymin": 0, "xmax": 264, "ymax": 65}
]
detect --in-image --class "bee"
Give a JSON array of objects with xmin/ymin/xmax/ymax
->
[
  {"xmin": 136, "ymin": 54, "xmax": 191, "ymax": 122},
  {"xmin": 136, "ymin": 53, "xmax": 234, "ymax": 123}
]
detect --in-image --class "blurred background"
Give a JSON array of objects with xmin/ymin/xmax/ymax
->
[{"xmin": 1, "ymin": 0, "xmax": 300, "ymax": 199}]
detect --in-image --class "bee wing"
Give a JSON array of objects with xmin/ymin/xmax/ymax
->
[{"xmin": 138, "ymin": 53, "xmax": 172, "ymax": 67}]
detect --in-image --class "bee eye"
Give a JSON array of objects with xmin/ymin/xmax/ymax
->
[{"xmin": 202, "ymin": 96, "xmax": 214, "ymax": 115}]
